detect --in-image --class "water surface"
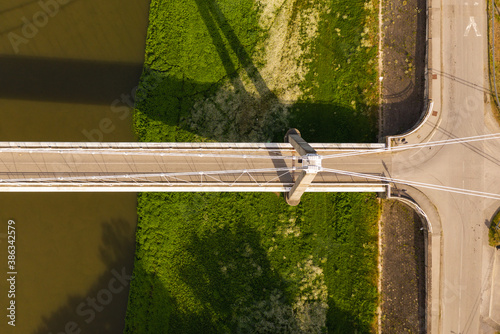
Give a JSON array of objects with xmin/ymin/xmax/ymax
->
[{"xmin": 0, "ymin": 1, "xmax": 151, "ymax": 332}]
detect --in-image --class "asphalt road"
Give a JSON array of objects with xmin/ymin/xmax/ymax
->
[{"xmin": 390, "ymin": 0, "xmax": 500, "ymax": 332}]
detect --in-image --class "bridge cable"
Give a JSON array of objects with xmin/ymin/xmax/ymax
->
[
  {"xmin": 321, "ymin": 133, "xmax": 500, "ymax": 160},
  {"xmin": 322, "ymin": 167, "xmax": 500, "ymax": 201}
]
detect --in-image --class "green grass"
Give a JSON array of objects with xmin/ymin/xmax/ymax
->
[
  {"xmin": 125, "ymin": 0, "xmax": 381, "ymax": 333},
  {"xmin": 291, "ymin": 1, "xmax": 379, "ymax": 143},
  {"xmin": 489, "ymin": 210, "xmax": 500, "ymax": 247},
  {"xmin": 126, "ymin": 192, "xmax": 379, "ymax": 333}
]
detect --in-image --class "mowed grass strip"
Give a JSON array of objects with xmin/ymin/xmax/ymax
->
[{"xmin": 125, "ymin": 0, "xmax": 380, "ymax": 333}]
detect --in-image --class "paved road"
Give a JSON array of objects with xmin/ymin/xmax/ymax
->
[{"xmin": 390, "ymin": 0, "xmax": 500, "ymax": 332}]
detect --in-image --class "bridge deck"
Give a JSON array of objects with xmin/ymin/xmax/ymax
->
[{"xmin": 0, "ymin": 142, "xmax": 390, "ymax": 192}]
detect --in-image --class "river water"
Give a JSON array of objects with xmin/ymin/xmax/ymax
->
[{"xmin": 0, "ymin": 1, "xmax": 150, "ymax": 333}]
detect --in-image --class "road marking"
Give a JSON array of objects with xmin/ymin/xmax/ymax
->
[{"xmin": 464, "ymin": 16, "xmax": 481, "ymax": 37}]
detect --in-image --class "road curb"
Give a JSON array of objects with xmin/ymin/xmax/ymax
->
[
  {"xmin": 489, "ymin": 249, "xmax": 500, "ymax": 326},
  {"xmin": 388, "ymin": 185, "xmax": 442, "ymax": 334}
]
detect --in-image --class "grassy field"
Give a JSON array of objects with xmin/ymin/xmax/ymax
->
[{"xmin": 125, "ymin": 0, "xmax": 380, "ymax": 333}]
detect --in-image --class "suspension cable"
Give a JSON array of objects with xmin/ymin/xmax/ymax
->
[{"xmin": 322, "ymin": 167, "xmax": 500, "ymax": 200}]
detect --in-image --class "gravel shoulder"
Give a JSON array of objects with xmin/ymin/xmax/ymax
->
[
  {"xmin": 379, "ymin": 0, "xmax": 427, "ymax": 331},
  {"xmin": 380, "ymin": 0, "xmax": 427, "ymax": 137},
  {"xmin": 380, "ymin": 201, "xmax": 426, "ymax": 333}
]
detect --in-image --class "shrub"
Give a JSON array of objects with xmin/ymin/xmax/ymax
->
[{"xmin": 489, "ymin": 211, "xmax": 500, "ymax": 247}]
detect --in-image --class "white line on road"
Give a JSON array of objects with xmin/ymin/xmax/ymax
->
[{"xmin": 464, "ymin": 16, "xmax": 481, "ymax": 37}]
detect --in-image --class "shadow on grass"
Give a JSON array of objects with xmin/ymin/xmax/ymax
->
[
  {"xmin": 32, "ymin": 219, "xmax": 136, "ymax": 334},
  {"xmin": 127, "ymin": 0, "xmax": 380, "ymax": 332},
  {"xmin": 135, "ymin": 68, "xmax": 376, "ymax": 143},
  {"xmin": 135, "ymin": 0, "xmax": 376, "ymax": 143},
  {"xmin": 123, "ymin": 191, "xmax": 376, "ymax": 334},
  {"xmin": 170, "ymin": 222, "xmax": 292, "ymax": 333}
]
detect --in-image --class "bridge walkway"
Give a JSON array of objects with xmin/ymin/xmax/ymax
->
[{"xmin": 0, "ymin": 141, "xmax": 391, "ymax": 192}]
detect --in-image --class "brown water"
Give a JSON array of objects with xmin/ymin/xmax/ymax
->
[{"xmin": 0, "ymin": 0, "xmax": 150, "ymax": 333}]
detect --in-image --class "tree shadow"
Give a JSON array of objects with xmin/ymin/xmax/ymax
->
[
  {"xmin": 170, "ymin": 222, "xmax": 294, "ymax": 333},
  {"xmin": 123, "ymin": 262, "xmax": 175, "ymax": 334},
  {"xmin": 32, "ymin": 219, "xmax": 137, "ymax": 334}
]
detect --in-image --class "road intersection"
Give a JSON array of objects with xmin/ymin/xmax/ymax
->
[{"xmin": 387, "ymin": 0, "xmax": 500, "ymax": 331}]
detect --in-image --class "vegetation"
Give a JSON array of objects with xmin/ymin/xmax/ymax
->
[
  {"xmin": 489, "ymin": 210, "xmax": 500, "ymax": 247},
  {"xmin": 126, "ymin": 192, "xmax": 379, "ymax": 333},
  {"xmin": 488, "ymin": 0, "xmax": 500, "ymax": 124},
  {"xmin": 125, "ymin": 0, "xmax": 381, "ymax": 333}
]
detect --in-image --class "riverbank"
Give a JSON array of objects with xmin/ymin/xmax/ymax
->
[{"xmin": 125, "ymin": 0, "xmax": 381, "ymax": 333}]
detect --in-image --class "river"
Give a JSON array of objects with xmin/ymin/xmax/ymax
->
[{"xmin": 0, "ymin": 0, "xmax": 150, "ymax": 333}]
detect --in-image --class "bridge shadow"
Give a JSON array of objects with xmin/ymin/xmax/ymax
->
[
  {"xmin": 0, "ymin": 55, "xmax": 143, "ymax": 105},
  {"xmin": 31, "ymin": 218, "xmax": 137, "ymax": 334},
  {"xmin": 192, "ymin": 0, "xmax": 276, "ymax": 102},
  {"xmin": 132, "ymin": 0, "xmax": 375, "ymax": 144},
  {"xmin": 135, "ymin": 68, "xmax": 375, "ymax": 144},
  {"xmin": 431, "ymin": 69, "xmax": 493, "ymax": 95}
]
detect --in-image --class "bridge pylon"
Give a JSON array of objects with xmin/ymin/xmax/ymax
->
[{"xmin": 284, "ymin": 129, "xmax": 322, "ymax": 206}]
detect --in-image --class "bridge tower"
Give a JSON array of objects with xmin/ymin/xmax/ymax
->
[{"xmin": 284, "ymin": 129, "xmax": 322, "ymax": 206}]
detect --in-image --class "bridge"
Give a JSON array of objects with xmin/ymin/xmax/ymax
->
[
  {"xmin": 2, "ymin": 0, "xmax": 500, "ymax": 333},
  {"xmin": 0, "ymin": 133, "xmax": 389, "ymax": 198}
]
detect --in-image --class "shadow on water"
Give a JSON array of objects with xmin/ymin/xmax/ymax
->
[
  {"xmin": 0, "ymin": 55, "xmax": 143, "ymax": 105},
  {"xmin": 32, "ymin": 219, "xmax": 136, "ymax": 334}
]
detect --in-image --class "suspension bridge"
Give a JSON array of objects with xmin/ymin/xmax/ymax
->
[
  {"xmin": 1, "ymin": 0, "xmax": 500, "ymax": 332},
  {"xmin": 0, "ymin": 130, "xmax": 389, "ymax": 201},
  {"xmin": 1, "ymin": 130, "xmax": 499, "ymax": 202}
]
